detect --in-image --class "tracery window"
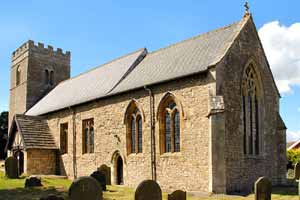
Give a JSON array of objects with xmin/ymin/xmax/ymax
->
[
  {"xmin": 242, "ymin": 64, "xmax": 262, "ymax": 156},
  {"xmin": 125, "ymin": 101, "xmax": 143, "ymax": 154},
  {"xmin": 16, "ymin": 65, "xmax": 21, "ymax": 86},
  {"xmin": 158, "ymin": 94, "xmax": 181, "ymax": 154},
  {"xmin": 82, "ymin": 118, "xmax": 94, "ymax": 154}
]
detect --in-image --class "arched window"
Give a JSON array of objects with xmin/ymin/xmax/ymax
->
[
  {"xmin": 16, "ymin": 66, "xmax": 21, "ymax": 86},
  {"xmin": 45, "ymin": 69, "xmax": 49, "ymax": 84},
  {"xmin": 242, "ymin": 63, "xmax": 262, "ymax": 156},
  {"xmin": 125, "ymin": 100, "xmax": 144, "ymax": 154},
  {"xmin": 82, "ymin": 118, "xmax": 94, "ymax": 154},
  {"xmin": 50, "ymin": 70, "xmax": 54, "ymax": 85},
  {"xmin": 158, "ymin": 93, "xmax": 182, "ymax": 154}
]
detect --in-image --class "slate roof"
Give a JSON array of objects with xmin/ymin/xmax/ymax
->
[
  {"xmin": 27, "ymin": 16, "xmax": 248, "ymax": 116},
  {"xmin": 7, "ymin": 114, "xmax": 57, "ymax": 150}
]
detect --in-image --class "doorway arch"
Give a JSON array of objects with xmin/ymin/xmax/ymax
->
[
  {"xmin": 13, "ymin": 150, "xmax": 24, "ymax": 175},
  {"xmin": 117, "ymin": 156, "xmax": 123, "ymax": 185},
  {"xmin": 111, "ymin": 151, "xmax": 124, "ymax": 185}
]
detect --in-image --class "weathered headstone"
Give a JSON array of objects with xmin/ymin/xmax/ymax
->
[
  {"xmin": 135, "ymin": 180, "xmax": 162, "ymax": 200},
  {"xmin": 69, "ymin": 176, "xmax": 102, "ymax": 200},
  {"xmin": 40, "ymin": 195, "xmax": 64, "ymax": 200},
  {"xmin": 168, "ymin": 190, "xmax": 186, "ymax": 200},
  {"xmin": 294, "ymin": 162, "xmax": 300, "ymax": 180},
  {"xmin": 25, "ymin": 176, "xmax": 43, "ymax": 187},
  {"xmin": 90, "ymin": 170, "xmax": 106, "ymax": 191},
  {"xmin": 254, "ymin": 177, "xmax": 272, "ymax": 200},
  {"xmin": 4, "ymin": 156, "xmax": 18, "ymax": 178},
  {"xmin": 98, "ymin": 164, "xmax": 111, "ymax": 185}
]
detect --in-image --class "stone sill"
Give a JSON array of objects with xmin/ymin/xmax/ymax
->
[
  {"xmin": 243, "ymin": 155, "xmax": 264, "ymax": 160},
  {"xmin": 160, "ymin": 152, "xmax": 182, "ymax": 158},
  {"xmin": 128, "ymin": 153, "xmax": 144, "ymax": 157}
]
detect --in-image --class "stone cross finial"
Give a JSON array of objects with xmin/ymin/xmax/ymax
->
[{"xmin": 244, "ymin": 1, "xmax": 250, "ymax": 15}]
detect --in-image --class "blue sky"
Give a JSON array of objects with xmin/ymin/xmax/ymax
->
[{"xmin": 0, "ymin": 1, "xmax": 299, "ymax": 141}]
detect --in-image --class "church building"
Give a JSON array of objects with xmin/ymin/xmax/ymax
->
[{"xmin": 6, "ymin": 13, "xmax": 287, "ymax": 193}]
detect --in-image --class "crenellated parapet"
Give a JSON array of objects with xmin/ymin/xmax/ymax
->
[{"xmin": 12, "ymin": 40, "xmax": 70, "ymax": 61}]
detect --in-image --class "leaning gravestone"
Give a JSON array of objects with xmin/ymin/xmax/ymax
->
[
  {"xmin": 90, "ymin": 170, "xmax": 106, "ymax": 191},
  {"xmin": 254, "ymin": 177, "xmax": 272, "ymax": 200},
  {"xmin": 98, "ymin": 164, "xmax": 111, "ymax": 185},
  {"xmin": 294, "ymin": 162, "xmax": 300, "ymax": 180},
  {"xmin": 168, "ymin": 190, "xmax": 186, "ymax": 200},
  {"xmin": 4, "ymin": 156, "xmax": 18, "ymax": 178},
  {"xmin": 135, "ymin": 180, "xmax": 162, "ymax": 200},
  {"xmin": 69, "ymin": 176, "xmax": 102, "ymax": 200}
]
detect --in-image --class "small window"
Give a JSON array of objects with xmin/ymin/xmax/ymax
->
[
  {"xmin": 60, "ymin": 123, "xmax": 68, "ymax": 154},
  {"xmin": 16, "ymin": 66, "xmax": 21, "ymax": 86},
  {"xmin": 45, "ymin": 69, "xmax": 49, "ymax": 84},
  {"xmin": 50, "ymin": 71, "xmax": 54, "ymax": 85},
  {"xmin": 82, "ymin": 118, "xmax": 94, "ymax": 154}
]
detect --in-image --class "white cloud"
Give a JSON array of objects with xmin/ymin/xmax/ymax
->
[
  {"xmin": 287, "ymin": 130, "xmax": 300, "ymax": 142},
  {"xmin": 258, "ymin": 21, "xmax": 300, "ymax": 94}
]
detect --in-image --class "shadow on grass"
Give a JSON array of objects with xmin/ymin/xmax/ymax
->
[
  {"xmin": 272, "ymin": 185, "xmax": 298, "ymax": 196},
  {"xmin": 0, "ymin": 187, "xmax": 68, "ymax": 200}
]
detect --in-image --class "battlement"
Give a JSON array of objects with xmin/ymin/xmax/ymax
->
[{"xmin": 12, "ymin": 40, "xmax": 70, "ymax": 60}]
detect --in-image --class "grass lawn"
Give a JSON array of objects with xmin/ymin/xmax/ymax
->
[{"xmin": 0, "ymin": 171, "xmax": 298, "ymax": 200}]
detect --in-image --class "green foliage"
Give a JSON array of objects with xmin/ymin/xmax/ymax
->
[
  {"xmin": 0, "ymin": 111, "xmax": 8, "ymax": 129},
  {"xmin": 287, "ymin": 149, "xmax": 300, "ymax": 168}
]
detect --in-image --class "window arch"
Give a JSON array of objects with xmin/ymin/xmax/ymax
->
[
  {"xmin": 50, "ymin": 70, "xmax": 54, "ymax": 85},
  {"xmin": 158, "ymin": 93, "xmax": 183, "ymax": 154},
  {"xmin": 125, "ymin": 100, "xmax": 144, "ymax": 154},
  {"xmin": 16, "ymin": 65, "xmax": 21, "ymax": 86},
  {"xmin": 242, "ymin": 63, "xmax": 262, "ymax": 156},
  {"xmin": 45, "ymin": 69, "xmax": 49, "ymax": 84}
]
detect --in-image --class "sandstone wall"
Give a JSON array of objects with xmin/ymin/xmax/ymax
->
[
  {"xmin": 46, "ymin": 73, "xmax": 214, "ymax": 192},
  {"xmin": 216, "ymin": 16, "xmax": 286, "ymax": 193},
  {"xmin": 26, "ymin": 149, "xmax": 56, "ymax": 175}
]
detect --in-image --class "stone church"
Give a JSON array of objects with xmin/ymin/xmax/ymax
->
[{"xmin": 6, "ymin": 13, "xmax": 287, "ymax": 193}]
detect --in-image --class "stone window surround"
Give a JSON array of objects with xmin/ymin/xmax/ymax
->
[
  {"xmin": 157, "ymin": 92, "xmax": 185, "ymax": 155},
  {"xmin": 241, "ymin": 60, "xmax": 264, "ymax": 158},
  {"xmin": 82, "ymin": 118, "xmax": 94, "ymax": 154},
  {"xmin": 60, "ymin": 122, "xmax": 68, "ymax": 154},
  {"xmin": 16, "ymin": 65, "xmax": 21, "ymax": 86},
  {"xmin": 124, "ymin": 99, "xmax": 145, "ymax": 155}
]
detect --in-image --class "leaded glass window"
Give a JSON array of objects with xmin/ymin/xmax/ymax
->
[
  {"xmin": 82, "ymin": 118, "xmax": 94, "ymax": 154},
  {"xmin": 174, "ymin": 111, "xmax": 180, "ymax": 152},
  {"xmin": 137, "ymin": 116, "xmax": 143, "ymax": 153},
  {"xmin": 242, "ymin": 64, "xmax": 262, "ymax": 156},
  {"xmin": 126, "ymin": 103, "xmax": 143, "ymax": 155},
  {"xmin": 165, "ymin": 112, "xmax": 171, "ymax": 152}
]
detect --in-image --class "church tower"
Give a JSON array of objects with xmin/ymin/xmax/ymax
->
[{"xmin": 9, "ymin": 40, "xmax": 71, "ymax": 126}]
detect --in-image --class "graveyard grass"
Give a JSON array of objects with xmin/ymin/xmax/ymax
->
[{"xmin": 0, "ymin": 171, "xmax": 298, "ymax": 200}]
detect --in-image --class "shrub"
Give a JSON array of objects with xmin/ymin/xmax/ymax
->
[{"xmin": 287, "ymin": 149, "xmax": 300, "ymax": 169}]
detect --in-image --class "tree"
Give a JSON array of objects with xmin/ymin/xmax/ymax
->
[{"xmin": 0, "ymin": 111, "xmax": 8, "ymax": 159}]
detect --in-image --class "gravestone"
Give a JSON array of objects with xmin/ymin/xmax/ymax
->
[
  {"xmin": 254, "ymin": 177, "xmax": 272, "ymax": 200},
  {"xmin": 98, "ymin": 164, "xmax": 111, "ymax": 185},
  {"xmin": 69, "ymin": 176, "xmax": 102, "ymax": 200},
  {"xmin": 135, "ymin": 180, "xmax": 162, "ymax": 200},
  {"xmin": 4, "ymin": 156, "xmax": 18, "ymax": 178},
  {"xmin": 40, "ymin": 195, "xmax": 64, "ymax": 200},
  {"xmin": 90, "ymin": 170, "xmax": 106, "ymax": 191},
  {"xmin": 168, "ymin": 190, "xmax": 186, "ymax": 200},
  {"xmin": 25, "ymin": 176, "xmax": 43, "ymax": 187},
  {"xmin": 294, "ymin": 162, "xmax": 300, "ymax": 180}
]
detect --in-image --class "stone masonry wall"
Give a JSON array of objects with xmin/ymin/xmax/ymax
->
[
  {"xmin": 216, "ymin": 16, "xmax": 286, "ymax": 193},
  {"xmin": 26, "ymin": 149, "xmax": 56, "ymax": 175},
  {"xmin": 46, "ymin": 72, "xmax": 214, "ymax": 192}
]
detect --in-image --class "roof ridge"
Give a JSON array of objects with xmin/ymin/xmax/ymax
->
[
  {"xmin": 59, "ymin": 47, "xmax": 146, "ymax": 84},
  {"xmin": 147, "ymin": 20, "xmax": 243, "ymax": 56}
]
